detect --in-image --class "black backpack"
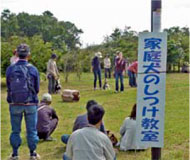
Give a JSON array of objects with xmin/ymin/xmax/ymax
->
[{"xmin": 9, "ymin": 64, "xmax": 36, "ymax": 103}]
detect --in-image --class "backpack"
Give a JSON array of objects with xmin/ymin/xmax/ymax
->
[{"xmin": 9, "ymin": 64, "xmax": 36, "ymax": 103}]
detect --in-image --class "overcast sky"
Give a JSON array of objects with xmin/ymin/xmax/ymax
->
[{"xmin": 1, "ymin": 0, "xmax": 190, "ymax": 46}]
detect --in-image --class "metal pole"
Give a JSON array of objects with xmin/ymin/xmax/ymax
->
[
  {"xmin": 151, "ymin": 0, "xmax": 161, "ymax": 32},
  {"xmin": 151, "ymin": 0, "xmax": 162, "ymax": 159}
]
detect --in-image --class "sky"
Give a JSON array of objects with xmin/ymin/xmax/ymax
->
[{"xmin": 1, "ymin": 0, "xmax": 190, "ymax": 47}]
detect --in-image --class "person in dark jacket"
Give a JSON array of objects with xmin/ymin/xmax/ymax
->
[
  {"xmin": 6, "ymin": 44, "xmax": 40, "ymax": 160},
  {"xmin": 114, "ymin": 51, "xmax": 126, "ymax": 93},
  {"xmin": 61, "ymin": 100, "xmax": 106, "ymax": 144},
  {"xmin": 91, "ymin": 52, "xmax": 102, "ymax": 90},
  {"xmin": 37, "ymin": 93, "xmax": 58, "ymax": 141}
]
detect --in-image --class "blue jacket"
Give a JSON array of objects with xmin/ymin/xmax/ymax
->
[
  {"xmin": 92, "ymin": 56, "xmax": 101, "ymax": 71},
  {"xmin": 6, "ymin": 59, "xmax": 40, "ymax": 104}
]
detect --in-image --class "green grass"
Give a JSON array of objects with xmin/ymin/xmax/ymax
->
[{"xmin": 1, "ymin": 73, "xmax": 189, "ymax": 160}]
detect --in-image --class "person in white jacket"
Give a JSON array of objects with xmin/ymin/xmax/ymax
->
[{"xmin": 119, "ymin": 104, "xmax": 148, "ymax": 151}]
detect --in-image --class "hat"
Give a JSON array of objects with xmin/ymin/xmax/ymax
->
[
  {"xmin": 51, "ymin": 53, "xmax": 57, "ymax": 59},
  {"xmin": 17, "ymin": 44, "xmax": 30, "ymax": 58},
  {"xmin": 42, "ymin": 93, "xmax": 52, "ymax": 102},
  {"xmin": 95, "ymin": 52, "xmax": 102, "ymax": 58}
]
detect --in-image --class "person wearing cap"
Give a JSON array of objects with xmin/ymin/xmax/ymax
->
[
  {"xmin": 47, "ymin": 53, "xmax": 59, "ymax": 94},
  {"xmin": 37, "ymin": 93, "xmax": 58, "ymax": 141},
  {"xmin": 10, "ymin": 49, "xmax": 19, "ymax": 65},
  {"xmin": 114, "ymin": 52, "xmax": 126, "ymax": 93},
  {"xmin": 104, "ymin": 54, "xmax": 111, "ymax": 79},
  {"xmin": 6, "ymin": 44, "xmax": 40, "ymax": 160},
  {"xmin": 91, "ymin": 52, "xmax": 102, "ymax": 90}
]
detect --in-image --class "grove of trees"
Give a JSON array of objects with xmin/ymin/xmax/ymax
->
[{"xmin": 1, "ymin": 9, "xmax": 189, "ymax": 80}]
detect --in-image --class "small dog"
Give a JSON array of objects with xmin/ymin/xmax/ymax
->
[
  {"xmin": 103, "ymin": 79, "xmax": 110, "ymax": 90},
  {"xmin": 55, "ymin": 79, "xmax": 62, "ymax": 94},
  {"xmin": 106, "ymin": 130, "xmax": 118, "ymax": 146}
]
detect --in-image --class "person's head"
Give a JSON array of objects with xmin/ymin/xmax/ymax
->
[
  {"xmin": 17, "ymin": 43, "xmax": 30, "ymax": 59},
  {"xmin": 116, "ymin": 51, "xmax": 120, "ymax": 55},
  {"xmin": 129, "ymin": 104, "xmax": 136, "ymax": 120},
  {"xmin": 118, "ymin": 52, "xmax": 123, "ymax": 59},
  {"xmin": 95, "ymin": 52, "xmax": 102, "ymax": 58},
  {"xmin": 51, "ymin": 53, "xmax": 57, "ymax": 60},
  {"xmin": 86, "ymin": 100, "xmax": 98, "ymax": 111},
  {"xmin": 106, "ymin": 54, "xmax": 109, "ymax": 58},
  {"xmin": 41, "ymin": 93, "xmax": 52, "ymax": 105},
  {"xmin": 87, "ymin": 104, "xmax": 105, "ymax": 126}
]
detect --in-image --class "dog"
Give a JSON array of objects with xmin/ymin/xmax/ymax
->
[
  {"xmin": 55, "ymin": 79, "xmax": 62, "ymax": 94},
  {"xmin": 103, "ymin": 79, "xmax": 110, "ymax": 90},
  {"xmin": 106, "ymin": 130, "xmax": 118, "ymax": 146}
]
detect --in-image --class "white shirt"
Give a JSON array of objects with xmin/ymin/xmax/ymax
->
[
  {"xmin": 120, "ymin": 117, "xmax": 147, "ymax": 151},
  {"xmin": 46, "ymin": 59, "xmax": 59, "ymax": 77},
  {"xmin": 104, "ymin": 58, "xmax": 111, "ymax": 69},
  {"xmin": 66, "ymin": 126, "xmax": 115, "ymax": 160}
]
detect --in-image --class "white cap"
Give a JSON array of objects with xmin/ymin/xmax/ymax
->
[
  {"xmin": 42, "ymin": 93, "xmax": 52, "ymax": 102},
  {"xmin": 95, "ymin": 52, "xmax": 102, "ymax": 58}
]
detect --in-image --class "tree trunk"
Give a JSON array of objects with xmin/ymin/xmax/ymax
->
[{"xmin": 178, "ymin": 62, "xmax": 181, "ymax": 72}]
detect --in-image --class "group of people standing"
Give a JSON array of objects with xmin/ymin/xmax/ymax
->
[
  {"xmin": 91, "ymin": 51, "xmax": 138, "ymax": 92},
  {"xmin": 6, "ymin": 43, "xmax": 141, "ymax": 160}
]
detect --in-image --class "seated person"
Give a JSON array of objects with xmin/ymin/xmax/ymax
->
[
  {"xmin": 37, "ymin": 93, "xmax": 59, "ymax": 141},
  {"xmin": 61, "ymin": 100, "xmax": 106, "ymax": 144},
  {"xmin": 63, "ymin": 104, "xmax": 116, "ymax": 160},
  {"xmin": 119, "ymin": 104, "xmax": 147, "ymax": 151}
]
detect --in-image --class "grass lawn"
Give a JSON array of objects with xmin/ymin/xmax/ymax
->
[{"xmin": 1, "ymin": 73, "xmax": 189, "ymax": 160}]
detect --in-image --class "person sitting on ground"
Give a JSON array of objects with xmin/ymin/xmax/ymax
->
[
  {"xmin": 37, "ymin": 93, "xmax": 59, "ymax": 141},
  {"xmin": 61, "ymin": 100, "xmax": 106, "ymax": 144},
  {"xmin": 119, "ymin": 104, "xmax": 147, "ymax": 151},
  {"xmin": 63, "ymin": 104, "xmax": 116, "ymax": 160}
]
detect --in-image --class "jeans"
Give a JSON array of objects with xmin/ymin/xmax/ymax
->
[
  {"xmin": 115, "ymin": 72, "xmax": 124, "ymax": 91},
  {"xmin": 105, "ymin": 68, "xmax": 111, "ymax": 79},
  {"xmin": 9, "ymin": 105, "xmax": 39, "ymax": 155},
  {"xmin": 63, "ymin": 153, "xmax": 71, "ymax": 160},
  {"xmin": 93, "ymin": 70, "xmax": 102, "ymax": 89},
  {"xmin": 61, "ymin": 134, "xmax": 70, "ymax": 144},
  {"xmin": 48, "ymin": 74, "xmax": 56, "ymax": 94},
  {"xmin": 128, "ymin": 70, "xmax": 137, "ymax": 87}
]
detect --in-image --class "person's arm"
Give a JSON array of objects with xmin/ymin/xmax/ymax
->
[
  {"xmin": 72, "ymin": 117, "xmax": 79, "ymax": 132},
  {"xmin": 65, "ymin": 134, "xmax": 73, "ymax": 159},
  {"xmin": 100, "ymin": 122, "xmax": 106, "ymax": 134},
  {"xmin": 103, "ymin": 136, "xmax": 116, "ymax": 160},
  {"xmin": 6, "ymin": 67, "xmax": 11, "ymax": 103},
  {"xmin": 34, "ymin": 67, "xmax": 40, "ymax": 94},
  {"xmin": 108, "ymin": 58, "xmax": 111, "ymax": 68},
  {"xmin": 120, "ymin": 118, "xmax": 127, "ymax": 136},
  {"xmin": 51, "ymin": 108, "xmax": 58, "ymax": 120}
]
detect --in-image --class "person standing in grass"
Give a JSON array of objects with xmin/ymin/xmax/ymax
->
[
  {"xmin": 104, "ymin": 54, "xmax": 111, "ymax": 79},
  {"xmin": 6, "ymin": 44, "xmax": 40, "ymax": 160},
  {"xmin": 37, "ymin": 93, "xmax": 58, "ymax": 141},
  {"xmin": 63, "ymin": 104, "xmax": 116, "ymax": 160},
  {"xmin": 127, "ymin": 60, "xmax": 138, "ymax": 87},
  {"xmin": 47, "ymin": 53, "xmax": 59, "ymax": 94},
  {"xmin": 114, "ymin": 51, "xmax": 126, "ymax": 93},
  {"xmin": 10, "ymin": 49, "xmax": 19, "ymax": 65},
  {"xmin": 91, "ymin": 52, "xmax": 102, "ymax": 90}
]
